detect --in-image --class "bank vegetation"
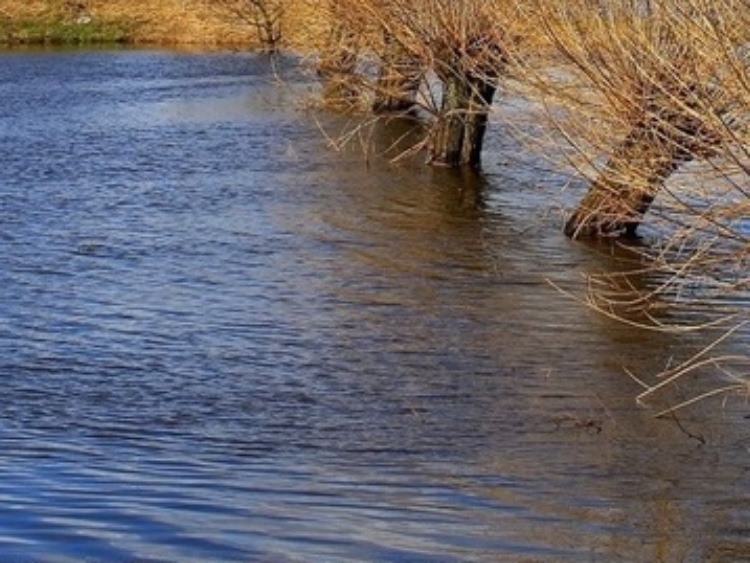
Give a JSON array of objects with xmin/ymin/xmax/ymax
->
[{"xmin": 0, "ymin": 0, "xmax": 329, "ymax": 47}]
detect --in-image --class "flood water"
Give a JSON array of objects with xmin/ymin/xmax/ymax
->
[{"xmin": 0, "ymin": 49, "xmax": 748, "ymax": 562}]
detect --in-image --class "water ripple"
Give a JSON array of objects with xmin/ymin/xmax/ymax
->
[{"xmin": 0, "ymin": 49, "xmax": 747, "ymax": 562}]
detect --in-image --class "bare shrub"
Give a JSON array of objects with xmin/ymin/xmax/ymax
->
[
  {"xmin": 318, "ymin": 0, "xmax": 526, "ymax": 166},
  {"xmin": 214, "ymin": 0, "xmax": 284, "ymax": 51},
  {"xmin": 524, "ymin": 0, "xmax": 750, "ymax": 411}
]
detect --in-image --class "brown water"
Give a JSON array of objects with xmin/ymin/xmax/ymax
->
[{"xmin": 0, "ymin": 48, "xmax": 747, "ymax": 562}]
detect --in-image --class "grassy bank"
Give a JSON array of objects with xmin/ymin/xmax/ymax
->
[
  {"xmin": 0, "ymin": 0, "xmax": 328, "ymax": 47},
  {"xmin": 0, "ymin": 16, "xmax": 133, "ymax": 45}
]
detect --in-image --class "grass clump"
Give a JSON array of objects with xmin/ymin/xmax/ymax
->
[{"xmin": 0, "ymin": 17, "xmax": 133, "ymax": 45}]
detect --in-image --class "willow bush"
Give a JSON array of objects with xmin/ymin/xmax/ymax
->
[
  {"xmin": 315, "ymin": 0, "xmax": 528, "ymax": 167},
  {"xmin": 521, "ymin": 0, "xmax": 750, "ymax": 410},
  {"xmin": 305, "ymin": 0, "xmax": 749, "ymax": 409}
]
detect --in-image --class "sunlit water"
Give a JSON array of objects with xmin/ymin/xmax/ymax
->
[{"xmin": 0, "ymin": 49, "xmax": 748, "ymax": 562}]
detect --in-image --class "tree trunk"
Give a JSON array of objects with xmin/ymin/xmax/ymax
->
[
  {"xmin": 372, "ymin": 34, "xmax": 422, "ymax": 113},
  {"xmin": 564, "ymin": 112, "xmax": 707, "ymax": 238},
  {"xmin": 428, "ymin": 72, "xmax": 497, "ymax": 168}
]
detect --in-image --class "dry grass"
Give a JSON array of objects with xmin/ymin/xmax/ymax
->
[{"xmin": 0, "ymin": 0, "xmax": 333, "ymax": 46}]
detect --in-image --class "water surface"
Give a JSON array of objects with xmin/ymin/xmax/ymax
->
[{"xmin": 0, "ymin": 49, "xmax": 748, "ymax": 562}]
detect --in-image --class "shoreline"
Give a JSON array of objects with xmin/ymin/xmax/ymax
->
[{"xmin": 0, "ymin": 0, "xmax": 327, "ymax": 50}]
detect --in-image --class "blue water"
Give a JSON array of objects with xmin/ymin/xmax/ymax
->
[{"xmin": 0, "ymin": 48, "xmax": 747, "ymax": 562}]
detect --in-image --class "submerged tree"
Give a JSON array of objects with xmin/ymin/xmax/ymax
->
[
  {"xmin": 325, "ymin": 0, "xmax": 522, "ymax": 167},
  {"xmin": 532, "ymin": 0, "xmax": 745, "ymax": 239},
  {"xmin": 422, "ymin": 2, "xmax": 510, "ymax": 167},
  {"xmin": 525, "ymin": 0, "xmax": 750, "ymax": 411},
  {"xmin": 385, "ymin": 0, "xmax": 521, "ymax": 167}
]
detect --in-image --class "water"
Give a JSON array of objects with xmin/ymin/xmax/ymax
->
[{"xmin": 0, "ymin": 48, "xmax": 748, "ymax": 562}]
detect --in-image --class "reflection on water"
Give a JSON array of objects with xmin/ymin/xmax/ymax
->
[{"xmin": 0, "ymin": 49, "xmax": 748, "ymax": 562}]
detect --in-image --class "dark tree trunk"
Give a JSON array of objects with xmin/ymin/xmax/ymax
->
[
  {"xmin": 428, "ymin": 72, "xmax": 497, "ymax": 168},
  {"xmin": 565, "ymin": 103, "xmax": 715, "ymax": 238},
  {"xmin": 372, "ymin": 34, "xmax": 422, "ymax": 113}
]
